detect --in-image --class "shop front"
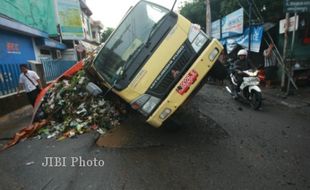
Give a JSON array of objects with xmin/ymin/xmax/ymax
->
[{"xmin": 0, "ymin": 16, "xmax": 47, "ymax": 95}]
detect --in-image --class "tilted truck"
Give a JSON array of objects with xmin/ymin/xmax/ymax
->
[{"xmin": 87, "ymin": 0, "xmax": 223, "ymax": 127}]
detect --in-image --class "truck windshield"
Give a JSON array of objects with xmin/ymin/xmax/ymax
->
[{"xmin": 94, "ymin": 1, "xmax": 169, "ymax": 85}]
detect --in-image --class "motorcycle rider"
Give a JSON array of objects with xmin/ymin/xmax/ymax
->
[{"xmin": 231, "ymin": 49, "xmax": 256, "ymax": 98}]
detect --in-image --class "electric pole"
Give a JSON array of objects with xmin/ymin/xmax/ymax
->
[
  {"xmin": 281, "ymin": 13, "xmax": 289, "ymax": 90},
  {"xmin": 206, "ymin": 0, "xmax": 211, "ymax": 36}
]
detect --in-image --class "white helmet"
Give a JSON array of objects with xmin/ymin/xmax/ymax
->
[{"xmin": 237, "ymin": 49, "xmax": 248, "ymax": 56}]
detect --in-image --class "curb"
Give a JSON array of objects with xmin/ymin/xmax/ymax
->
[
  {"xmin": 263, "ymin": 90, "xmax": 309, "ymax": 108},
  {"xmin": 279, "ymin": 100, "xmax": 309, "ymax": 108},
  {"xmin": 0, "ymin": 105, "xmax": 33, "ymax": 125}
]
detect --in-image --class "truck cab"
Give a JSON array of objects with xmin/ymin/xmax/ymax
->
[{"xmin": 89, "ymin": 0, "xmax": 223, "ymax": 127}]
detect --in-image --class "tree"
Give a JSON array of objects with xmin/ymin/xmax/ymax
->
[
  {"xmin": 180, "ymin": 0, "xmax": 206, "ymax": 29},
  {"xmin": 100, "ymin": 27, "xmax": 114, "ymax": 43},
  {"xmin": 219, "ymin": 0, "xmax": 284, "ymax": 24},
  {"xmin": 179, "ymin": 0, "xmax": 284, "ymax": 25}
]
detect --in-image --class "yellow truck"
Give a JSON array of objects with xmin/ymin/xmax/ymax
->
[{"xmin": 88, "ymin": 0, "xmax": 223, "ymax": 127}]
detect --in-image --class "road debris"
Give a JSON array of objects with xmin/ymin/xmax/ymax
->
[
  {"xmin": 33, "ymin": 69, "xmax": 121, "ymax": 140},
  {"xmin": 2, "ymin": 53, "xmax": 126, "ymax": 150},
  {"xmin": 25, "ymin": 161, "xmax": 35, "ymax": 166}
]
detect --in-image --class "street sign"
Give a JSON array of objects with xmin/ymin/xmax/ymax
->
[
  {"xmin": 279, "ymin": 15, "xmax": 299, "ymax": 34},
  {"xmin": 284, "ymin": 0, "xmax": 310, "ymax": 12}
]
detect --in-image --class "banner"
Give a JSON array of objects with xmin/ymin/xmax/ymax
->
[
  {"xmin": 211, "ymin": 19, "xmax": 221, "ymax": 39},
  {"xmin": 224, "ymin": 25, "xmax": 264, "ymax": 53},
  {"xmin": 57, "ymin": 0, "xmax": 84, "ymax": 40},
  {"xmin": 221, "ymin": 8, "xmax": 244, "ymax": 38}
]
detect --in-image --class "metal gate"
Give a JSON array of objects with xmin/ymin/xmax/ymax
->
[{"xmin": 41, "ymin": 59, "xmax": 76, "ymax": 82}]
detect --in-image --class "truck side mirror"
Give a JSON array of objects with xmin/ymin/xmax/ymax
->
[{"xmin": 86, "ymin": 82, "xmax": 103, "ymax": 96}]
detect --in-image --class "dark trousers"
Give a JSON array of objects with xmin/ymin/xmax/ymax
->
[
  {"xmin": 26, "ymin": 88, "xmax": 40, "ymax": 106},
  {"xmin": 232, "ymin": 73, "xmax": 243, "ymax": 90},
  {"xmin": 265, "ymin": 66, "xmax": 277, "ymax": 80}
]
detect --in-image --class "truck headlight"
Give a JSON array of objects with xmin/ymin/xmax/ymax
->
[
  {"xmin": 188, "ymin": 24, "xmax": 209, "ymax": 53},
  {"xmin": 191, "ymin": 32, "xmax": 208, "ymax": 53},
  {"xmin": 188, "ymin": 24, "xmax": 201, "ymax": 43},
  {"xmin": 130, "ymin": 94, "xmax": 161, "ymax": 116}
]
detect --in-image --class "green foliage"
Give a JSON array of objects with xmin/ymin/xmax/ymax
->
[
  {"xmin": 219, "ymin": 0, "xmax": 284, "ymax": 24},
  {"xmin": 101, "ymin": 27, "xmax": 114, "ymax": 43},
  {"xmin": 179, "ymin": 0, "xmax": 285, "ymax": 26},
  {"xmin": 180, "ymin": 0, "xmax": 206, "ymax": 28},
  {"xmin": 250, "ymin": 0, "xmax": 284, "ymax": 23},
  {"xmin": 219, "ymin": 0, "xmax": 239, "ymax": 17}
]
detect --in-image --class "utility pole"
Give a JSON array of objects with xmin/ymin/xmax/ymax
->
[
  {"xmin": 281, "ymin": 13, "xmax": 289, "ymax": 90},
  {"xmin": 206, "ymin": 0, "xmax": 211, "ymax": 36},
  {"xmin": 286, "ymin": 12, "xmax": 298, "ymax": 95}
]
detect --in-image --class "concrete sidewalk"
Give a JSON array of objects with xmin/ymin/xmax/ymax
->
[
  {"xmin": 262, "ymin": 86, "xmax": 310, "ymax": 108},
  {"xmin": 0, "ymin": 105, "xmax": 33, "ymax": 125},
  {"xmin": 0, "ymin": 105, "xmax": 33, "ymax": 141}
]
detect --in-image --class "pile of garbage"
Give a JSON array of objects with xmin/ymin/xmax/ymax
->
[{"xmin": 34, "ymin": 69, "xmax": 122, "ymax": 140}]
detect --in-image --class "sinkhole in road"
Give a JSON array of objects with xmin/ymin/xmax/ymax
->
[{"xmin": 96, "ymin": 106, "xmax": 229, "ymax": 149}]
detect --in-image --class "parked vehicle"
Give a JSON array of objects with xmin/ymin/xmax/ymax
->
[
  {"xmin": 86, "ymin": 0, "xmax": 223, "ymax": 127},
  {"xmin": 226, "ymin": 69, "xmax": 262, "ymax": 110}
]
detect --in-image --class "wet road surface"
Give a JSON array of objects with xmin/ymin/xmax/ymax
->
[{"xmin": 0, "ymin": 84, "xmax": 309, "ymax": 190}]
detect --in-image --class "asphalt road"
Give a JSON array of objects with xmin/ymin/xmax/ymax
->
[{"xmin": 0, "ymin": 84, "xmax": 309, "ymax": 190}]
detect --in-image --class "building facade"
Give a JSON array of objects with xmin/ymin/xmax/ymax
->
[{"xmin": 0, "ymin": 0, "xmax": 103, "ymax": 95}]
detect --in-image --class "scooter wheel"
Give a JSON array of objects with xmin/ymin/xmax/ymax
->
[{"xmin": 250, "ymin": 91, "xmax": 262, "ymax": 110}]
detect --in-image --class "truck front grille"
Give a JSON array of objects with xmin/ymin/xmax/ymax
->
[{"xmin": 148, "ymin": 41, "xmax": 196, "ymax": 98}]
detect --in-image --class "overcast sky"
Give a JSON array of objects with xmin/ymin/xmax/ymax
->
[{"xmin": 86, "ymin": 0, "xmax": 187, "ymax": 29}]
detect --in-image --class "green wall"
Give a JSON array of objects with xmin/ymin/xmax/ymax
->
[
  {"xmin": 278, "ymin": 30, "xmax": 310, "ymax": 61},
  {"xmin": 0, "ymin": 0, "xmax": 57, "ymax": 35}
]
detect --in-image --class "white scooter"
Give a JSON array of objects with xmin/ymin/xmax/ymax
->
[{"xmin": 226, "ymin": 69, "xmax": 262, "ymax": 110}]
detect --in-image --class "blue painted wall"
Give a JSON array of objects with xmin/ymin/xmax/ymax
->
[
  {"xmin": 0, "ymin": 30, "xmax": 35, "ymax": 64},
  {"xmin": 0, "ymin": 30, "xmax": 36, "ymax": 95}
]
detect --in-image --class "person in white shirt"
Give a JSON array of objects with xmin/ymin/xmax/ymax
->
[{"xmin": 17, "ymin": 64, "xmax": 42, "ymax": 106}]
